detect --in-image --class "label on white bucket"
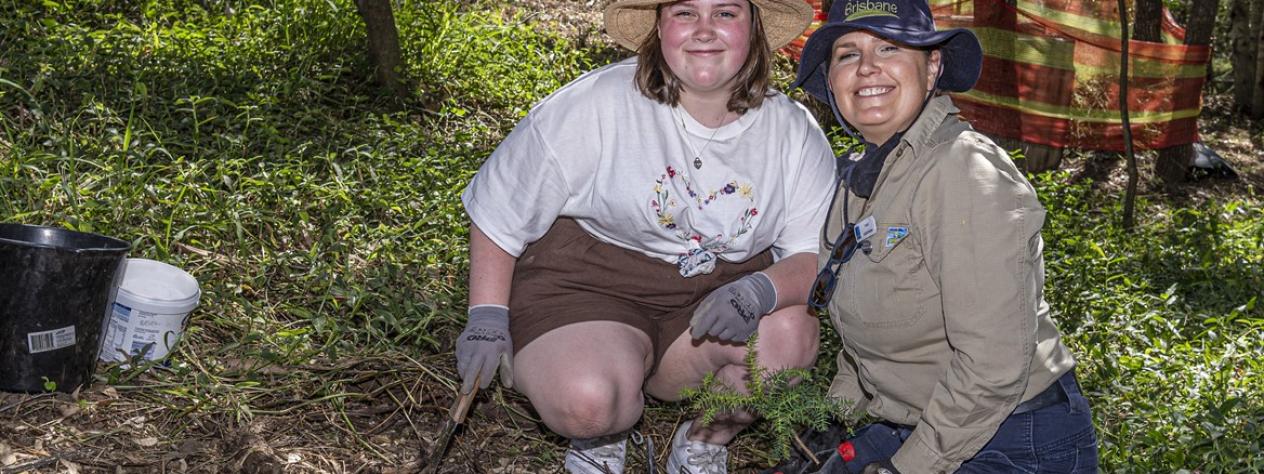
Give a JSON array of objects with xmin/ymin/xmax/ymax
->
[
  {"xmin": 27, "ymin": 325, "xmax": 76, "ymax": 354},
  {"xmin": 100, "ymin": 302, "xmax": 191, "ymax": 362}
]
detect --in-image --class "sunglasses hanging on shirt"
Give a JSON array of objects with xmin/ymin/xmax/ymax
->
[{"xmin": 809, "ymin": 166, "xmax": 862, "ymax": 313}]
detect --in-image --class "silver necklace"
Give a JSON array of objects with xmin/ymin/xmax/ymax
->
[{"xmin": 677, "ymin": 109, "xmax": 725, "ymax": 170}]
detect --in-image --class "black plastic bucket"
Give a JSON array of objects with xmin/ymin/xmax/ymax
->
[{"xmin": 0, "ymin": 223, "xmax": 130, "ymax": 393}]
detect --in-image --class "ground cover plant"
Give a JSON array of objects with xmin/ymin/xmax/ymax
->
[{"xmin": 1, "ymin": 0, "xmax": 1262, "ymax": 472}]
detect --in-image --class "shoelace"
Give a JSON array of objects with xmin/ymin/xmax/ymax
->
[
  {"xmin": 569, "ymin": 443, "xmax": 624, "ymax": 474},
  {"xmin": 631, "ymin": 430, "xmax": 656, "ymax": 474},
  {"xmin": 682, "ymin": 444, "xmax": 726, "ymax": 474}
]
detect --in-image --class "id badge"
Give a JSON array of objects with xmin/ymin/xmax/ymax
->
[{"xmin": 854, "ymin": 215, "xmax": 877, "ymax": 242}]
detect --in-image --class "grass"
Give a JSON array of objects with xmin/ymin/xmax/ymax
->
[
  {"xmin": 1, "ymin": 0, "xmax": 1262, "ymax": 472},
  {"xmin": 1037, "ymin": 173, "xmax": 1264, "ymax": 471}
]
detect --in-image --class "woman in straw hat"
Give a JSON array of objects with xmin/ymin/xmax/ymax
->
[
  {"xmin": 456, "ymin": 0, "xmax": 832, "ymax": 472},
  {"xmin": 791, "ymin": 0, "xmax": 1098, "ymax": 472}
]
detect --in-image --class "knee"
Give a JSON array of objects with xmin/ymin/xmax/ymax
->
[
  {"xmin": 537, "ymin": 376, "xmax": 642, "ymax": 439},
  {"xmin": 756, "ymin": 306, "xmax": 819, "ymax": 370}
]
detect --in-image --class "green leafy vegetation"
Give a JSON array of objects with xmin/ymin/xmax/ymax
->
[
  {"xmin": 1, "ymin": 1, "xmax": 596, "ymax": 468},
  {"xmin": 681, "ymin": 334, "xmax": 851, "ymax": 463},
  {"xmin": 1036, "ymin": 172, "xmax": 1264, "ymax": 472},
  {"xmin": 1, "ymin": 0, "xmax": 1261, "ymax": 471}
]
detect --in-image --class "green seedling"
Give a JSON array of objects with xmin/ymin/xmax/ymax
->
[
  {"xmin": 681, "ymin": 334, "xmax": 851, "ymax": 462},
  {"xmin": 41, "ymin": 376, "xmax": 57, "ymax": 393}
]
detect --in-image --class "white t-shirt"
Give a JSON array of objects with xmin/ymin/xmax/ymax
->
[{"xmin": 462, "ymin": 58, "xmax": 836, "ymax": 277}]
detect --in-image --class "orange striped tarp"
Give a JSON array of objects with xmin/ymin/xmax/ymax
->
[{"xmin": 785, "ymin": 0, "xmax": 1209, "ymax": 151}]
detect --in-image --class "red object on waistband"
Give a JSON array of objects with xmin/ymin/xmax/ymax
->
[{"xmin": 838, "ymin": 440, "xmax": 856, "ymax": 462}]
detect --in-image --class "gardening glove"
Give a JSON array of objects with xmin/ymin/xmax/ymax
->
[
  {"xmin": 690, "ymin": 272, "xmax": 778, "ymax": 342},
  {"xmin": 860, "ymin": 460, "xmax": 901, "ymax": 474},
  {"xmin": 455, "ymin": 305, "xmax": 513, "ymax": 394}
]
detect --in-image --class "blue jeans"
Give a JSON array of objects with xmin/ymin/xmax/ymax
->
[{"xmin": 827, "ymin": 372, "xmax": 1099, "ymax": 473}]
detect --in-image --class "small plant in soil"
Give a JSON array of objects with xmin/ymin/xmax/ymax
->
[{"xmin": 680, "ymin": 333, "xmax": 852, "ymax": 463}]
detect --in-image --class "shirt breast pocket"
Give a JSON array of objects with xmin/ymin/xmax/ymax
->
[{"xmin": 850, "ymin": 222, "xmax": 927, "ymax": 329}]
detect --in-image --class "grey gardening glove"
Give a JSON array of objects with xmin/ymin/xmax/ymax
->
[
  {"xmin": 455, "ymin": 305, "xmax": 514, "ymax": 394},
  {"xmin": 861, "ymin": 460, "xmax": 902, "ymax": 474},
  {"xmin": 690, "ymin": 272, "xmax": 778, "ymax": 342}
]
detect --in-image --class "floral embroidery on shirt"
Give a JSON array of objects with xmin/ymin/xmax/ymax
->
[{"xmin": 649, "ymin": 166, "xmax": 759, "ymax": 277}]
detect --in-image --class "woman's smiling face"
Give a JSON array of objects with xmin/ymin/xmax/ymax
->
[
  {"xmin": 658, "ymin": 0, "xmax": 753, "ymax": 99},
  {"xmin": 828, "ymin": 30, "xmax": 940, "ymax": 144}
]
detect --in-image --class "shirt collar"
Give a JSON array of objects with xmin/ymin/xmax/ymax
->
[
  {"xmin": 672, "ymin": 103, "xmax": 761, "ymax": 141},
  {"xmin": 900, "ymin": 94, "xmax": 958, "ymax": 157}
]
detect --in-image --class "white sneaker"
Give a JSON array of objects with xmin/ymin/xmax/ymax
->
[
  {"xmin": 564, "ymin": 434, "xmax": 627, "ymax": 474},
  {"xmin": 666, "ymin": 420, "xmax": 728, "ymax": 474}
]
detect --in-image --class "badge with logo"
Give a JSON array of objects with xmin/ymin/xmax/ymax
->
[{"xmin": 884, "ymin": 226, "xmax": 909, "ymax": 249}]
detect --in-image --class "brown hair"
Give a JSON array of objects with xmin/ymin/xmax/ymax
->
[{"xmin": 633, "ymin": 3, "xmax": 772, "ymax": 114}]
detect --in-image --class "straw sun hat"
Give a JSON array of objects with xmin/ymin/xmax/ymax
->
[{"xmin": 604, "ymin": 0, "xmax": 815, "ymax": 52}]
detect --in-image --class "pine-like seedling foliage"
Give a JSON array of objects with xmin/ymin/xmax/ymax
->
[{"xmin": 679, "ymin": 334, "xmax": 851, "ymax": 462}]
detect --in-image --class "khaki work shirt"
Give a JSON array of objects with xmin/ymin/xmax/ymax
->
[{"xmin": 822, "ymin": 95, "xmax": 1076, "ymax": 473}]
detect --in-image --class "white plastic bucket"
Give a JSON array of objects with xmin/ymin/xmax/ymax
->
[{"xmin": 98, "ymin": 258, "xmax": 201, "ymax": 364}]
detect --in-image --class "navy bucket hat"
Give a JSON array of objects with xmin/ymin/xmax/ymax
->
[{"xmin": 791, "ymin": 0, "xmax": 983, "ymax": 105}]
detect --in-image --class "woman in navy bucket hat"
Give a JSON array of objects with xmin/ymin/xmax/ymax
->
[
  {"xmin": 793, "ymin": 0, "xmax": 982, "ymax": 103},
  {"xmin": 793, "ymin": 0, "xmax": 1099, "ymax": 472}
]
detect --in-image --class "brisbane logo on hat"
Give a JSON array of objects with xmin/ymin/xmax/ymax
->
[{"xmin": 843, "ymin": 0, "xmax": 900, "ymax": 21}]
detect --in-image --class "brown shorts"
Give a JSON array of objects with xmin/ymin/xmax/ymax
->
[{"xmin": 509, "ymin": 219, "xmax": 773, "ymax": 375}]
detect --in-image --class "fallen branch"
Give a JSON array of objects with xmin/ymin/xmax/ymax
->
[
  {"xmin": 174, "ymin": 242, "xmax": 241, "ymax": 266},
  {"xmin": 0, "ymin": 392, "xmax": 56, "ymax": 414},
  {"xmin": 792, "ymin": 431, "xmax": 821, "ymax": 467},
  {"xmin": 1, "ymin": 456, "xmax": 59, "ymax": 473}
]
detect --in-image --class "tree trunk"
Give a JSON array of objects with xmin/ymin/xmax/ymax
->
[
  {"xmin": 1183, "ymin": 1, "xmax": 1222, "ymax": 67},
  {"xmin": 356, "ymin": 0, "xmax": 407, "ymax": 96},
  {"xmin": 1254, "ymin": 0, "xmax": 1264, "ymax": 117},
  {"xmin": 1133, "ymin": 0, "xmax": 1164, "ymax": 41},
  {"xmin": 1121, "ymin": 0, "xmax": 1140, "ymax": 230},
  {"xmin": 1155, "ymin": 0, "xmax": 1221, "ymax": 187},
  {"xmin": 1230, "ymin": 0, "xmax": 1256, "ymax": 111}
]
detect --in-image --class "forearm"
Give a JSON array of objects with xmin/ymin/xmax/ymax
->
[
  {"xmin": 468, "ymin": 224, "xmax": 517, "ymax": 307},
  {"xmin": 898, "ymin": 163, "xmax": 1038, "ymax": 471},
  {"xmin": 759, "ymin": 252, "xmax": 816, "ymax": 309},
  {"xmin": 458, "ymin": 225, "xmax": 517, "ymax": 393}
]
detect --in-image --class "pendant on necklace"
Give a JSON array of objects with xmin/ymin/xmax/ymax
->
[{"xmin": 693, "ymin": 156, "xmax": 703, "ymax": 170}]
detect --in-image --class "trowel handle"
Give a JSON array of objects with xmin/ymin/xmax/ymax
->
[{"xmin": 451, "ymin": 375, "xmax": 479, "ymax": 424}]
